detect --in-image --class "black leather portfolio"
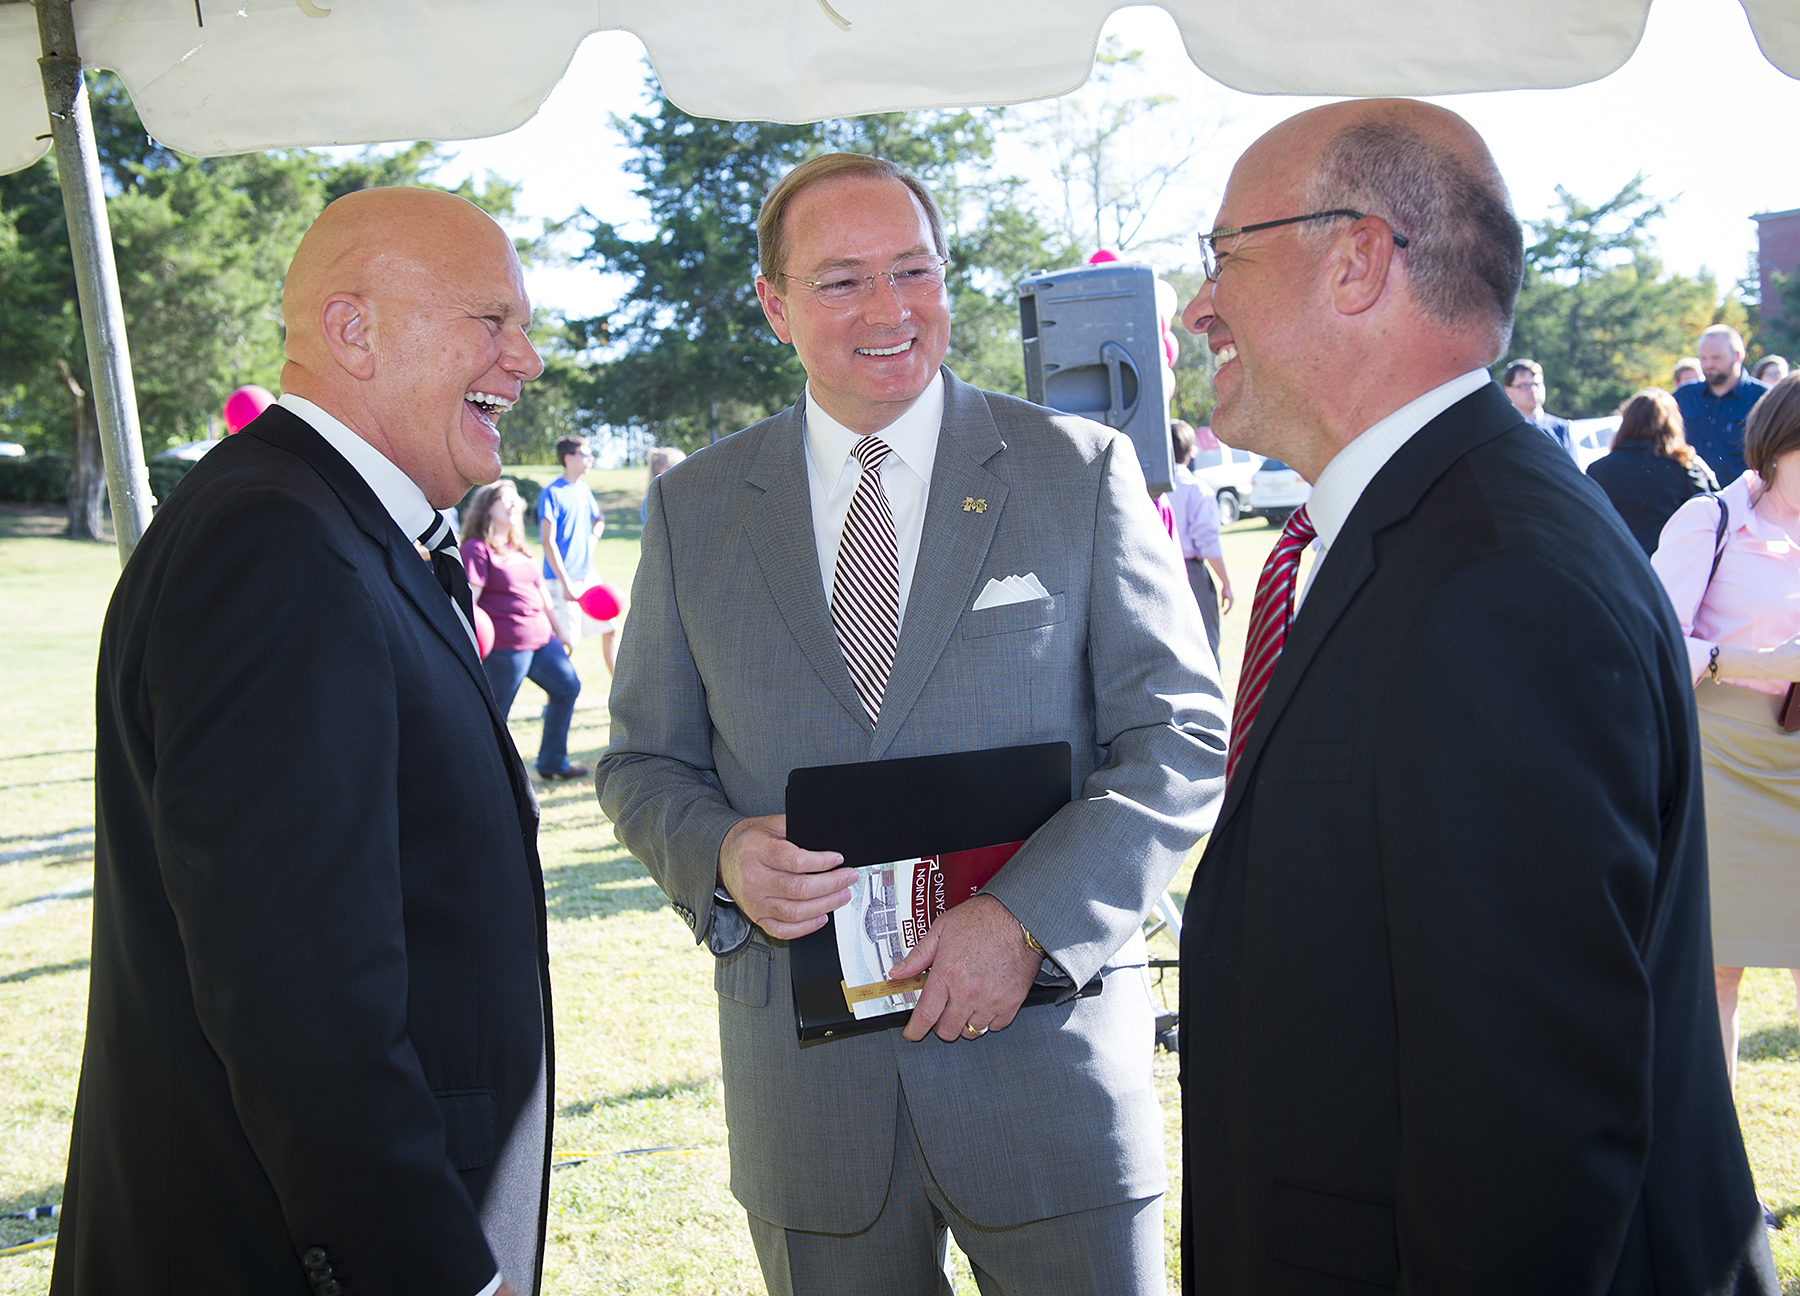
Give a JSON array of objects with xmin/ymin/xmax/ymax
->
[{"xmin": 785, "ymin": 740, "xmax": 1099, "ymax": 1043}]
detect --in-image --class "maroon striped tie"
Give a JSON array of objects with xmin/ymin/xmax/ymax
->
[
  {"xmin": 1225, "ymin": 505, "xmax": 1316, "ymax": 787},
  {"xmin": 831, "ymin": 436, "xmax": 899, "ymax": 726}
]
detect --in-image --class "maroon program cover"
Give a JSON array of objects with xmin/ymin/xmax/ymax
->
[{"xmin": 908, "ymin": 842, "xmax": 1023, "ymax": 938}]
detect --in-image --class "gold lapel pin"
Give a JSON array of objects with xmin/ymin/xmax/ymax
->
[{"xmin": 961, "ymin": 497, "xmax": 988, "ymax": 513}]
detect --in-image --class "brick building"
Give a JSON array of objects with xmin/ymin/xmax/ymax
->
[{"xmin": 1753, "ymin": 207, "xmax": 1800, "ymax": 328}]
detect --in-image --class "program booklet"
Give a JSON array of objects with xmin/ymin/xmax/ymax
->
[
  {"xmin": 785, "ymin": 741, "xmax": 1100, "ymax": 1043},
  {"xmin": 835, "ymin": 843, "xmax": 1022, "ymax": 1020}
]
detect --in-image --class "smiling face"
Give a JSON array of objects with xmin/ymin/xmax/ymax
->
[
  {"xmin": 1179, "ymin": 133, "xmax": 1328, "ymax": 465},
  {"xmin": 370, "ymin": 227, "xmax": 543, "ymax": 506},
  {"xmin": 486, "ymin": 482, "xmax": 521, "ymax": 530},
  {"xmin": 754, "ymin": 174, "xmax": 950, "ymax": 434},
  {"xmin": 281, "ymin": 189, "xmax": 545, "ymax": 509}
]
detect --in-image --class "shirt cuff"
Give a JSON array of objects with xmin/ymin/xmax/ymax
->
[
  {"xmin": 474, "ymin": 1273, "xmax": 503, "ymax": 1296},
  {"xmin": 705, "ymin": 886, "xmax": 753, "ymax": 956}
]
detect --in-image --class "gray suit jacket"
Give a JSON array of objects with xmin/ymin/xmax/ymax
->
[{"xmin": 598, "ymin": 370, "xmax": 1226, "ymax": 1233}]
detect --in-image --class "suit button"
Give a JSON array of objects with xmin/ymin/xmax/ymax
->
[
  {"xmin": 302, "ymin": 1248, "xmax": 327, "ymax": 1268},
  {"xmin": 320, "ymin": 1283, "xmax": 343, "ymax": 1296}
]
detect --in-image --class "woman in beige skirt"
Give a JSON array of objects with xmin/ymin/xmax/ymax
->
[{"xmin": 1653, "ymin": 374, "xmax": 1800, "ymax": 1114}]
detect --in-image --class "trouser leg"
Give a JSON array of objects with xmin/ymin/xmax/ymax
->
[
  {"xmin": 1185, "ymin": 557, "xmax": 1221, "ymax": 663},
  {"xmin": 546, "ymin": 579, "xmax": 586, "ymax": 647},
  {"xmin": 744, "ymin": 1092, "xmax": 952, "ymax": 1296},
  {"xmin": 481, "ymin": 648, "xmax": 531, "ymax": 718},
  {"xmin": 527, "ymin": 641, "xmax": 581, "ymax": 774},
  {"xmin": 897, "ymin": 1085, "xmax": 1164, "ymax": 1296}
]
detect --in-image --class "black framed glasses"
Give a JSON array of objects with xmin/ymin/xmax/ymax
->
[
  {"xmin": 779, "ymin": 255, "xmax": 949, "ymax": 309},
  {"xmin": 1197, "ymin": 209, "xmax": 1409, "ymax": 281}
]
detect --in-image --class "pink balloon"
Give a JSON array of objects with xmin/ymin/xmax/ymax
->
[
  {"xmin": 577, "ymin": 583, "xmax": 622, "ymax": 622},
  {"xmin": 223, "ymin": 385, "xmax": 274, "ymax": 434},
  {"xmin": 474, "ymin": 605, "xmax": 496, "ymax": 659}
]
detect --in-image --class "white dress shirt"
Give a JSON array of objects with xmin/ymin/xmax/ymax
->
[
  {"xmin": 277, "ymin": 394, "xmax": 478, "ymax": 651},
  {"xmin": 1299, "ymin": 368, "xmax": 1492, "ymax": 604},
  {"xmin": 804, "ymin": 373, "xmax": 945, "ymax": 631}
]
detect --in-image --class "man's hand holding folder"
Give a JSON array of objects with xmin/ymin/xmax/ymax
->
[
  {"xmin": 719, "ymin": 811, "xmax": 1041, "ymax": 1041},
  {"xmin": 888, "ymin": 894, "xmax": 1042, "ymax": 1042},
  {"xmin": 717, "ymin": 813, "xmax": 853, "ymax": 941}
]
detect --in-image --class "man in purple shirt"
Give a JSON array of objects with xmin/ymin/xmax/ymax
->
[{"xmin": 1167, "ymin": 420, "xmax": 1234, "ymax": 660}]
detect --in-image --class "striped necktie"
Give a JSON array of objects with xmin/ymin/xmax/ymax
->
[
  {"xmin": 417, "ymin": 513, "xmax": 475, "ymax": 627},
  {"xmin": 1225, "ymin": 505, "xmax": 1316, "ymax": 788},
  {"xmin": 831, "ymin": 436, "xmax": 899, "ymax": 727}
]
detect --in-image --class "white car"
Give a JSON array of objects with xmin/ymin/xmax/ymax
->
[
  {"xmin": 0, "ymin": 441, "xmax": 25, "ymax": 457},
  {"xmin": 1249, "ymin": 458, "xmax": 1311, "ymax": 522},
  {"xmin": 1568, "ymin": 416, "xmax": 1620, "ymax": 472},
  {"xmin": 1187, "ymin": 441, "xmax": 1261, "ymax": 524}
]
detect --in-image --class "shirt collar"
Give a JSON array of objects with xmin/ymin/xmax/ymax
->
[
  {"xmin": 1306, "ymin": 368, "xmax": 1492, "ymax": 552},
  {"xmin": 277, "ymin": 393, "xmax": 441, "ymax": 543},
  {"xmin": 1720, "ymin": 469, "xmax": 1790, "ymax": 541},
  {"xmin": 803, "ymin": 371, "xmax": 945, "ymax": 488},
  {"xmin": 1699, "ymin": 372, "xmax": 1765, "ymax": 401}
]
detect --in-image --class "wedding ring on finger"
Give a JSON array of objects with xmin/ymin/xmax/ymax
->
[{"xmin": 962, "ymin": 1023, "xmax": 987, "ymax": 1039}]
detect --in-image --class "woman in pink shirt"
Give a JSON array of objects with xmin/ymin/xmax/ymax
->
[
  {"xmin": 1652, "ymin": 374, "xmax": 1800, "ymax": 1123},
  {"xmin": 459, "ymin": 480, "xmax": 587, "ymax": 780}
]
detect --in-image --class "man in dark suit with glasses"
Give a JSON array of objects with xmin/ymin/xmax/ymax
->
[{"xmin": 1178, "ymin": 98, "xmax": 1773, "ymax": 1294}]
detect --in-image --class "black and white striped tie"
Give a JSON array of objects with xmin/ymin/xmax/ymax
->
[
  {"xmin": 417, "ymin": 513, "xmax": 475, "ymax": 627},
  {"xmin": 831, "ymin": 436, "xmax": 899, "ymax": 727}
]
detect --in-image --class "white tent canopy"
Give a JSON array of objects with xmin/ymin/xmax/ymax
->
[
  {"xmin": 3, "ymin": 0, "xmax": 1797, "ymax": 565},
  {"xmin": 3, "ymin": 0, "xmax": 1799, "ymax": 177}
]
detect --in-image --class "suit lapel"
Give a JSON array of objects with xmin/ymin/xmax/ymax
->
[
  {"xmin": 1215, "ymin": 383, "xmax": 1525, "ymax": 827},
  {"xmin": 870, "ymin": 372, "xmax": 1008, "ymax": 760},
  {"xmin": 250, "ymin": 407, "xmax": 519, "ymax": 750},
  {"xmin": 740, "ymin": 401, "xmax": 870, "ymax": 728}
]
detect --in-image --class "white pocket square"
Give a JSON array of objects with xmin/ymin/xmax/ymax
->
[{"xmin": 971, "ymin": 572, "xmax": 1050, "ymax": 611}]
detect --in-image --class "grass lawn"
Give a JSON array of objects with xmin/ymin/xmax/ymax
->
[{"xmin": 2, "ymin": 497, "xmax": 1799, "ymax": 1292}]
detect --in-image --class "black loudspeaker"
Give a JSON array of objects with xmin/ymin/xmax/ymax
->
[{"xmin": 1018, "ymin": 262, "xmax": 1173, "ymax": 495}]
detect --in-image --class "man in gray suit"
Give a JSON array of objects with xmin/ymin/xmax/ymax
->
[{"xmin": 596, "ymin": 153, "xmax": 1226, "ymax": 1294}]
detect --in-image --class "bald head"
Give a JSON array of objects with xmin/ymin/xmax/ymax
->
[
  {"xmin": 282, "ymin": 188, "xmax": 513, "ymax": 375},
  {"xmin": 278, "ymin": 188, "xmax": 542, "ymax": 507},
  {"xmin": 1182, "ymin": 100, "xmax": 1520, "ymax": 479},
  {"xmin": 1292, "ymin": 100, "xmax": 1520, "ymax": 353}
]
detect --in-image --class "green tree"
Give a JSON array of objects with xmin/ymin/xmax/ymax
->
[
  {"xmin": 1505, "ymin": 177, "xmax": 1719, "ymax": 417},
  {"xmin": 574, "ymin": 90, "xmax": 1070, "ymax": 452},
  {"xmin": 1015, "ymin": 36, "xmax": 1224, "ymax": 259},
  {"xmin": 495, "ymin": 316, "xmax": 602, "ymax": 465},
  {"xmin": 1748, "ymin": 258, "xmax": 1800, "ymax": 364},
  {"xmin": 0, "ymin": 73, "xmax": 531, "ymax": 535},
  {"xmin": 1162, "ymin": 268, "xmax": 1215, "ymax": 428}
]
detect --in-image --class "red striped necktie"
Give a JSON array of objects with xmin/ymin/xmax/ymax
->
[
  {"xmin": 831, "ymin": 436, "xmax": 899, "ymax": 726},
  {"xmin": 1225, "ymin": 505, "xmax": 1316, "ymax": 787}
]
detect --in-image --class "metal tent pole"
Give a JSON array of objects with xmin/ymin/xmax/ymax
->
[{"xmin": 35, "ymin": 0, "xmax": 153, "ymax": 565}]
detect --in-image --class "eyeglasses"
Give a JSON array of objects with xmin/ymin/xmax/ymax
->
[
  {"xmin": 1196, "ymin": 210, "xmax": 1409, "ymax": 282},
  {"xmin": 780, "ymin": 255, "xmax": 949, "ymax": 309}
]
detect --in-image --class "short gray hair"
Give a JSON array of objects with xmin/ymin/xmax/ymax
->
[
  {"xmin": 1303, "ymin": 120, "xmax": 1523, "ymax": 354},
  {"xmin": 1700, "ymin": 323, "xmax": 1745, "ymax": 354}
]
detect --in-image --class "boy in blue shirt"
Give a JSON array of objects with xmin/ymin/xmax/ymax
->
[{"xmin": 538, "ymin": 435, "xmax": 617, "ymax": 676}]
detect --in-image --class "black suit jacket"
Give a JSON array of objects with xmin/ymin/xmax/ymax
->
[
  {"xmin": 52, "ymin": 406, "xmax": 554, "ymax": 1296},
  {"xmin": 1179, "ymin": 384, "xmax": 1773, "ymax": 1294}
]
